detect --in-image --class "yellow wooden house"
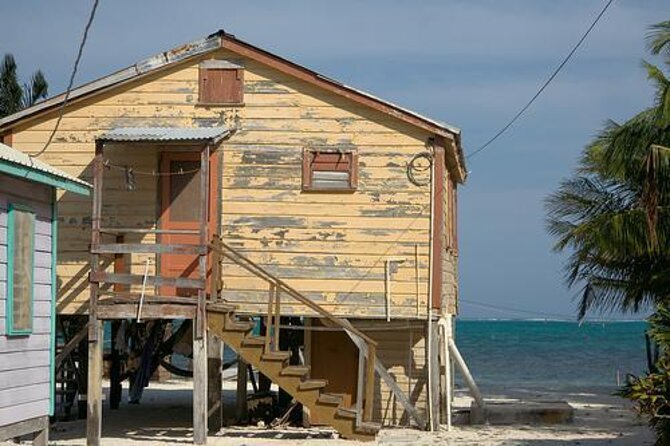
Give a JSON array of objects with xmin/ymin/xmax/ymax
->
[{"xmin": 0, "ymin": 30, "xmax": 465, "ymax": 443}]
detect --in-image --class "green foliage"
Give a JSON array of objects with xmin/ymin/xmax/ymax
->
[
  {"xmin": 545, "ymin": 18, "xmax": 670, "ymax": 320},
  {"xmin": 0, "ymin": 53, "xmax": 48, "ymax": 118},
  {"xmin": 620, "ymin": 306, "xmax": 670, "ymax": 445}
]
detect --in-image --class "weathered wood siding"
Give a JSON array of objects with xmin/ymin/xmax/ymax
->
[
  {"xmin": 353, "ymin": 320, "xmax": 427, "ymax": 426},
  {"xmin": 0, "ymin": 176, "xmax": 52, "ymax": 426},
  {"xmin": 9, "ymin": 48, "xmax": 456, "ymax": 317}
]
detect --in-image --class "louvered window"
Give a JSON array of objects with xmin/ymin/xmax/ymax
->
[{"xmin": 302, "ymin": 149, "xmax": 358, "ymax": 192}]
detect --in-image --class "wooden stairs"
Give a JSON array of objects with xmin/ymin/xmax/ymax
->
[{"xmin": 206, "ymin": 302, "xmax": 381, "ymax": 441}]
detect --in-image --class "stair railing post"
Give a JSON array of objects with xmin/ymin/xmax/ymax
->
[
  {"xmin": 210, "ymin": 235, "xmax": 220, "ymax": 301},
  {"xmin": 364, "ymin": 343, "xmax": 376, "ymax": 422},
  {"xmin": 265, "ymin": 283, "xmax": 275, "ymax": 352},
  {"xmin": 356, "ymin": 346, "xmax": 365, "ymax": 427},
  {"xmin": 273, "ymin": 287, "xmax": 281, "ymax": 350}
]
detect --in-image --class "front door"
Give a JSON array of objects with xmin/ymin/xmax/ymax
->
[{"xmin": 159, "ymin": 150, "xmax": 218, "ymax": 296}]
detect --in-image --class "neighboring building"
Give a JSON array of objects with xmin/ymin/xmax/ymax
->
[
  {"xmin": 0, "ymin": 142, "xmax": 90, "ymax": 444},
  {"xmin": 0, "ymin": 30, "xmax": 465, "ymax": 443}
]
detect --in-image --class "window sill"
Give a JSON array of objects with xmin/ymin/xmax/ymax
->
[
  {"xmin": 195, "ymin": 102, "xmax": 246, "ymax": 108},
  {"xmin": 301, "ymin": 187, "xmax": 357, "ymax": 194}
]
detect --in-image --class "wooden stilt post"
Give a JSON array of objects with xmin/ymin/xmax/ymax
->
[
  {"xmin": 428, "ymin": 320, "xmax": 440, "ymax": 431},
  {"xmin": 109, "ymin": 320, "xmax": 122, "ymax": 410},
  {"xmin": 193, "ymin": 143, "xmax": 210, "ymax": 444},
  {"xmin": 207, "ymin": 333, "xmax": 222, "ymax": 434},
  {"xmin": 208, "ymin": 234, "xmax": 222, "ymax": 434},
  {"xmin": 87, "ymin": 141, "xmax": 104, "ymax": 446},
  {"xmin": 236, "ymin": 357, "xmax": 248, "ymax": 422}
]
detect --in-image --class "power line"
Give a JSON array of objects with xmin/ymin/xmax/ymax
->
[
  {"xmin": 459, "ymin": 298, "xmax": 574, "ymax": 320},
  {"xmin": 32, "ymin": 0, "xmax": 100, "ymax": 159},
  {"xmin": 466, "ymin": 0, "xmax": 615, "ymax": 161}
]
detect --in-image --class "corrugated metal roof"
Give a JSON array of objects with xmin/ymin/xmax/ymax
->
[
  {"xmin": 98, "ymin": 126, "xmax": 230, "ymax": 142},
  {"xmin": 0, "ymin": 142, "xmax": 91, "ymax": 190}
]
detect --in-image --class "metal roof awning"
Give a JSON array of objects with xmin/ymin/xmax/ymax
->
[
  {"xmin": 97, "ymin": 126, "xmax": 230, "ymax": 143},
  {"xmin": 0, "ymin": 142, "xmax": 91, "ymax": 195}
]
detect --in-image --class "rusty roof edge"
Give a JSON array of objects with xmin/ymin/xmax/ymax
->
[{"xmin": 0, "ymin": 34, "xmax": 221, "ymax": 129}]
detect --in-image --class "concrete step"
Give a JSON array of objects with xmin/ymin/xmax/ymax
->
[{"xmin": 470, "ymin": 400, "xmax": 574, "ymax": 425}]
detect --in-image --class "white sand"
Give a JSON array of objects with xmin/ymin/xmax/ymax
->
[{"xmin": 43, "ymin": 380, "xmax": 654, "ymax": 445}]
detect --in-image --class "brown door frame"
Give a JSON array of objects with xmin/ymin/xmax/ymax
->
[{"xmin": 157, "ymin": 147, "xmax": 220, "ymax": 295}]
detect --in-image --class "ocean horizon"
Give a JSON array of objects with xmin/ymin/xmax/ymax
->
[{"xmin": 455, "ymin": 319, "xmax": 649, "ymax": 397}]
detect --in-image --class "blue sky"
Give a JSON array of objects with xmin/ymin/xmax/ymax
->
[{"xmin": 2, "ymin": 1, "xmax": 669, "ymax": 319}]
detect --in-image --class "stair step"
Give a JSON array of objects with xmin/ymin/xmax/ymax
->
[
  {"xmin": 299, "ymin": 379, "xmax": 328, "ymax": 391},
  {"xmin": 336, "ymin": 406, "xmax": 357, "ymax": 420},
  {"xmin": 225, "ymin": 320, "xmax": 255, "ymax": 332},
  {"xmin": 261, "ymin": 351, "xmax": 292, "ymax": 362},
  {"xmin": 241, "ymin": 336, "xmax": 265, "ymax": 347},
  {"xmin": 317, "ymin": 392, "xmax": 344, "ymax": 406},
  {"xmin": 280, "ymin": 365, "xmax": 310, "ymax": 377},
  {"xmin": 206, "ymin": 302, "xmax": 237, "ymax": 314},
  {"xmin": 356, "ymin": 421, "xmax": 381, "ymax": 435}
]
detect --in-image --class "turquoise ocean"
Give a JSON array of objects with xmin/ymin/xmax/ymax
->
[{"xmin": 455, "ymin": 320, "xmax": 649, "ymax": 396}]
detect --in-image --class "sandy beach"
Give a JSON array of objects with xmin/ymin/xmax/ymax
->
[{"xmin": 35, "ymin": 380, "xmax": 653, "ymax": 445}]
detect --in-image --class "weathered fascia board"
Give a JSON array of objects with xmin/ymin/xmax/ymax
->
[
  {"xmin": 0, "ymin": 35, "xmax": 220, "ymax": 131},
  {"xmin": 0, "ymin": 160, "xmax": 90, "ymax": 196}
]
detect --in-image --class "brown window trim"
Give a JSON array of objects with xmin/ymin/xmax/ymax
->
[{"xmin": 302, "ymin": 148, "xmax": 358, "ymax": 193}]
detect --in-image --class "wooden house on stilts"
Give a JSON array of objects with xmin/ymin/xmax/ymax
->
[{"xmin": 0, "ymin": 30, "xmax": 466, "ymax": 443}]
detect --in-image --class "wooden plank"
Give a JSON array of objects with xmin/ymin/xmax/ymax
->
[
  {"xmin": 0, "ymin": 415, "xmax": 48, "ymax": 441},
  {"xmin": 92, "ymin": 243, "xmax": 205, "ymax": 255},
  {"xmin": 55, "ymin": 323, "xmax": 88, "ymax": 369},
  {"xmin": 86, "ymin": 319, "xmax": 103, "ymax": 445},
  {"xmin": 235, "ymin": 357, "xmax": 248, "ymax": 422},
  {"xmin": 193, "ymin": 325, "xmax": 207, "ymax": 444},
  {"xmin": 99, "ymin": 228, "xmax": 199, "ymax": 235},
  {"xmin": 89, "ymin": 272, "xmax": 205, "ymax": 289},
  {"xmin": 207, "ymin": 333, "xmax": 222, "ymax": 434},
  {"xmin": 97, "ymin": 294, "xmax": 197, "ymax": 305},
  {"xmin": 97, "ymin": 303, "xmax": 195, "ymax": 320}
]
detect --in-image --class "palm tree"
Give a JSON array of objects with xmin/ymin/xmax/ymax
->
[
  {"xmin": 0, "ymin": 54, "xmax": 48, "ymax": 118},
  {"xmin": 546, "ymin": 20, "xmax": 670, "ymax": 319}
]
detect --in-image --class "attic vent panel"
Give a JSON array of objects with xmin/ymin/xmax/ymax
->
[{"xmin": 199, "ymin": 60, "xmax": 244, "ymax": 104}]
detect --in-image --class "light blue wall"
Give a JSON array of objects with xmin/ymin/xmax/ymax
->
[{"xmin": 0, "ymin": 175, "xmax": 53, "ymax": 427}]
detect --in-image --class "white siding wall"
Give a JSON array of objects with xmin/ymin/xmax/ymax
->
[{"xmin": 0, "ymin": 175, "xmax": 52, "ymax": 427}]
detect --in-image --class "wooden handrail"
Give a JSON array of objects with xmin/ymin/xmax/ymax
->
[
  {"xmin": 210, "ymin": 238, "xmax": 377, "ymax": 348},
  {"xmin": 209, "ymin": 236, "xmax": 428, "ymax": 427}
]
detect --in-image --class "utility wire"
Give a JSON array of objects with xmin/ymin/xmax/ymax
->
[
  {"xmin": 466, "ymin": 0, "xmax": 615, "ymax": 160},
  {"xmin": 32, "ymin": 0, "xmax": 100, "ymax": 159},
  {"xmin": 459, "ymin": 298, "xmax": 574, "ymax": 320}
]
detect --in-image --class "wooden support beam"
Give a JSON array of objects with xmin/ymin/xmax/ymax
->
[
  {"xmin": 87, "ymin": 140, "xmax": 104, "ymax": 446},
  {"xmin": 86, "ymin": 319, "xmax": 103, "ymax": 445},
  {"xmin": 265, "ymin": 284, "xmax": 275, "ymax": 352},
  {"xmin": 90, "ymin": 271, "xmax": 205, "ymax": 290},
  {"xmin": 273, "ymin": 288, "xmax": 281, "ymax": 350},
  {"xmin": 97, "ymin": 303, "xmax": 196, "ymax": 320},
  {"xmin": 193, "ymin": 325, "xmax": 208, "ymax": 444},
  {"xmin": 207, "ymin": 333, "xmax": 223, "ymax": 434},
  {"xmin": 236, "ymin": 357, "xmax": 248, "ymax": 422},
  {"xmin": 0, "ymin": 416, "xmax": 48, "ymax": 442},
  {"xmin": 428, "ymin": 321, "xmax": 440, "ymax": 431},
  {"xmin": 109, "ymin": 320, "xmax": 122, "ymax": 410},
  {"xmin": 55, "ymin": 323, "xmax": 88, "ymax": 369},
  {"xmin": 363, "ymin": 344, "xmax": 376, "ymax": 422},
  {"xmin": 93, "ymin": 243, "xmax": 206, "ymax": 255}
]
